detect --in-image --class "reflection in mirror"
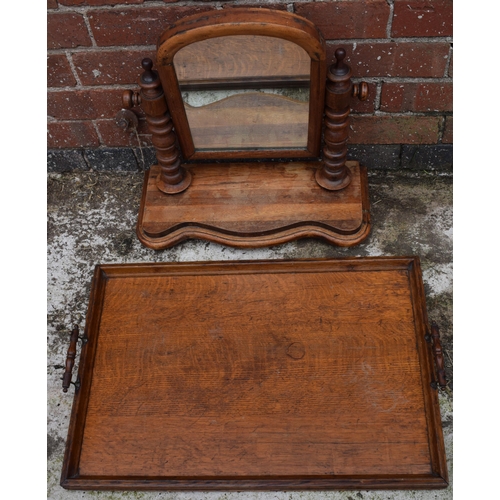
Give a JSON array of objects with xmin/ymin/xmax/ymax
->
[{"xmin": 174, "ymin": 35, "xmax": 311, "ymax": 151}]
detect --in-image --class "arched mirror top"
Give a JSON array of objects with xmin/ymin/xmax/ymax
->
[
  {"xmin": 155, "ymin": 9, "xmax": 327, "ymax": 161},
  {"xmin": 157, "ymin": 9, "xmax": 326, "ymax": 66}
]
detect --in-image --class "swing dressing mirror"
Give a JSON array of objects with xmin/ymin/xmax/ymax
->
[
  {"xmin": 155, "ymin": 9, "xmax": 326, "ymax": 160},
  {"xmin": 122, "ymin": 8, "xmax": 370, "ymax": 249}
]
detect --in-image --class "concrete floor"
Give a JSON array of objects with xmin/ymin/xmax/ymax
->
[{"xmin": 47, "ymin": 168, "xmax": 453, "ymax": 500}]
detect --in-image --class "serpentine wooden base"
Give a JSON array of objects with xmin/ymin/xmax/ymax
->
[{"xmin": 137, "ymin": 161, "xmax": 370, "ymax": 249}]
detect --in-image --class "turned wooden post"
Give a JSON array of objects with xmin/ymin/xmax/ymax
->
[
  {"xmin": 316, "ymin": 48, "xmax": 366, "ymax": 191},
  {"xmin": 137, "ymin": 58, "xmax": 191, "ymax": 194}
]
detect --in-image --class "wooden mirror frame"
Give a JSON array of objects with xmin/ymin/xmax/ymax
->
[{"xmin": 155, "ymin": 9, "xmax": 327, "ymax": 161}]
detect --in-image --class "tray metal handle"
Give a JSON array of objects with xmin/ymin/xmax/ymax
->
[
  {"xmin": 430, "ymin": 322, "xmax": 447, "ymax": 389},
  {"xmin": 62, "ymin": 325, "xmax": 83, "ymax": 393}
]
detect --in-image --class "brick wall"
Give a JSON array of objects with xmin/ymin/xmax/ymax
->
[{"xmin": 47, "ymin": 0, "xmax": 453, "ymax": 171}]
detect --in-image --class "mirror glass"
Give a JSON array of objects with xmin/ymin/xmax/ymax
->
[{"xmin": 174, "ymin": 35, "xmax": 311, "ymax": 151}]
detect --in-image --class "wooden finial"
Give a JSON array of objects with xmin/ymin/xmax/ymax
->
[
  {"xmin": 142, "ymin": 58, "xmax": 153, "ymax": 71},
  {"xmin": 141, "ymin": 58, "xmax": 156, "ymax": 83},
  {"xmin": 335, "ymin": 48, "xmax": 346, "ymax": 63},
  {"xmin": 333, "ymin": 48, "xmax": 348, "ymax": 75}
]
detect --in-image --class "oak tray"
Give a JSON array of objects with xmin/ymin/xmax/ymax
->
[
  {"xmin": 136, "ymin": 161, "xmax": 370, "ymax": 249},
  {"xmin": 61, "ymin": 257, "xmax": 448, "ymax": 490}
]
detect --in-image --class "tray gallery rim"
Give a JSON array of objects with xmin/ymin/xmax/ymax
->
[{"xmin": 61, "ymin": 256, "xmax": 448, "ymax": 491}]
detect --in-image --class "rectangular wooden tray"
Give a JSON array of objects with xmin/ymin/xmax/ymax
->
[{"xmin": 61, "ymin": 257, "xmax": 448, "ymax": 490}]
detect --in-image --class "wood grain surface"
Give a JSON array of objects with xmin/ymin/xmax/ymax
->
[
  {"xmin": 137, "ymin": 161, "xmax": 370, "ymax": 249},
  {"xmin": 61, "ymin": 258, "xmax": 448, "ymax": 490}
]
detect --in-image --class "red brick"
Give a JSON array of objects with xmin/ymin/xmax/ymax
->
[
  {"xmin": 48, "ymin": 89, "xmax": 127, "ymax": 120},
  {"xmin": 223, "ymin": 3, "xmax": 287, "ymax": 10},
  {"xmin": 47, "ymin": 54, "xmax": 77, "ymax": 87},
  {"xmin": 442, "ymin": 116, "xmax": 452, "ymax": 143},
  {"xmin": 72, "ymin": 49, "xmax": 156, "ymax": 86},
  {"xmin": 88, "ymin": 6, "xmax": 215, "ymax": 46},
  {"xmin": 392, "ymin": 0, "xmax": 453, "ymax": 37},
  {"xmin": 448, "ymin": 50, "xmax": 453, "ymax": 77},
  {"xmin": 48, "ymin": 121, "xmax": 99, "ymax": 148},
  {"xmin": 349, "ymin": 115, "xmax": 441, "ymax": 144},
  {"xmin": 95, "ymin": 118, "xmax": 151, "ymax": 147},
  {"xmin": 60, "ymin": 0, "xmax": 143, "ymax": 5},
  {"xmin": 49, "ymin": 91, "xmax": 95, "ymax": 120},
  {"xmin": 48, "ymin": 0, "xmax": 58, "ymax": 8},
  {"xmin": 380, "ymin": 82, "xmax": 452, "ymax": 112},
  {"xmin": 93, "ymin": 88, "xmax": 137, "ymax": 118},
  {"xmin": 48, "ymin": 13, "xmax": 92, "ymax": 49},
  {"xmin": 328, "ymin": 42, "xmax": 450, "ymax": 78},
  {"xmin": 295, "ymin": 1, "xmax": 390, "ymax": 40}
]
